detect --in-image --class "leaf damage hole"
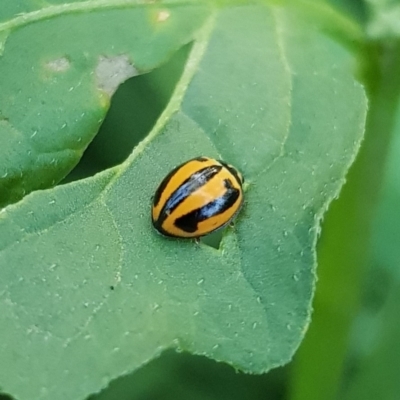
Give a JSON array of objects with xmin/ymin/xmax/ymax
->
[
  {"xmin": 46, "ymin": 57, "xmax": 70, "ymax": 72},
  {"xmin": 96, "ymin": 55, "xmax": 138, "ymax": 97},
  {"xmin": 200, "ymin": 229, "xmax": 223, "ymax": 249}
]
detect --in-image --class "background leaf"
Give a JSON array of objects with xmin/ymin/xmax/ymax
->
[
  {"xmin": 0, "ymin": 2, "xmax": 366, "ymax": 400},
  {"xmin": 0, "ymin": 1, "xmax": 211, "ymax": 207}
]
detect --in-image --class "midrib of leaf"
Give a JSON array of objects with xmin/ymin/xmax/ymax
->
[
  {"xmin": 102, "ymin": 13, "xmax": 216, "ymax": 190},
  {"xmin": 0, "ymin": 0, "xmax": 209, "ymax": 32}
]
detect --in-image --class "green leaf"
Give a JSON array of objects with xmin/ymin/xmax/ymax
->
[
  {"xmin": 0, "ymin": 1, "xmax": 211, "ymax": 207},
  {"xmin": 0, "ymin": 3, "xmax": 366, "ymax": 400}
]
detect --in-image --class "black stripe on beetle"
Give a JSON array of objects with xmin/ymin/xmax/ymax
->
[
  {"xmin": 152, "ymin": 164, "xmax": 182, "ymax": 209},
  {"xmin": 158, "ymin": 165, "xmax": 222, "ymax": 225},
  {"xmin": 152, "ymin": 157, "xmax": 211, "ymax": 208},
  {"xmin": 218, "ymin": 160, "xmax": 244, "ymax": 184},
  {"xmin": 174, "ymin": 179, "xmax": 240, "ymax": 233}
]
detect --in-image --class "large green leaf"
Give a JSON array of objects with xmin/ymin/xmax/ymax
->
[{"xmin": 0, "ymin": 2, "xmax": 366, "ymax": 400}]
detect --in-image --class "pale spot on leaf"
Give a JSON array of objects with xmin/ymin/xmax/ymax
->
[{"xmin": 46, "ymin": 57, "xmax": 70, "ymax": 72}]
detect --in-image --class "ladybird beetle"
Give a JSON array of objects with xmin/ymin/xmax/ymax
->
[{"xmin": 151, "ymin": 156, "xmax": 244, "ymax": 238}]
